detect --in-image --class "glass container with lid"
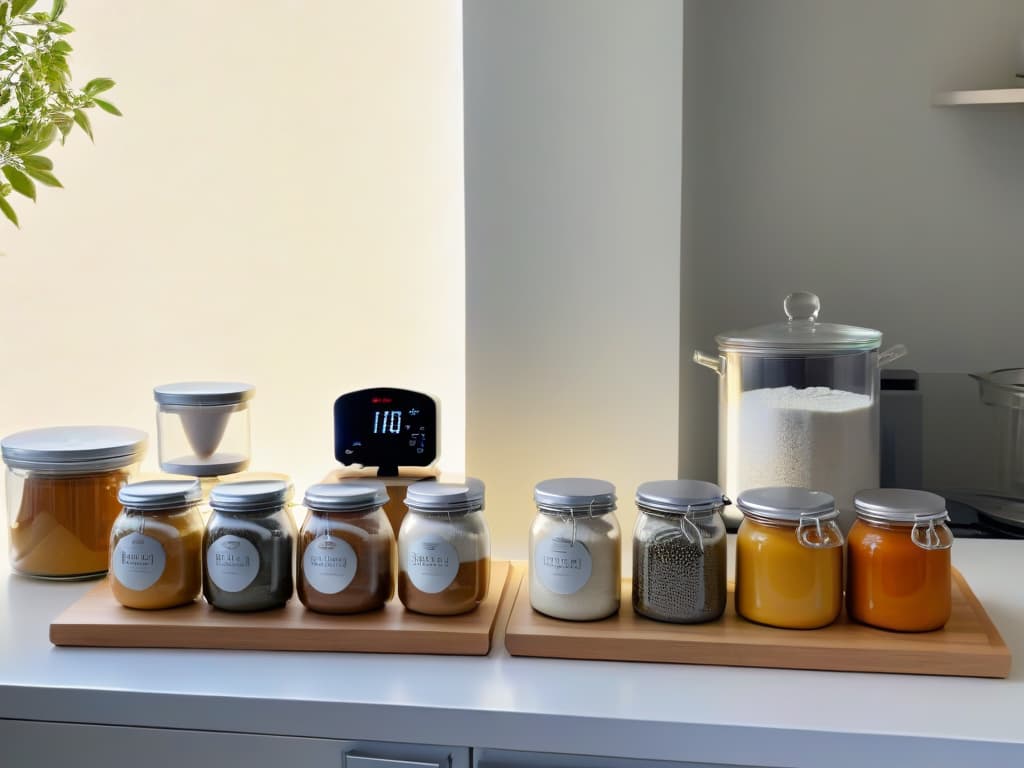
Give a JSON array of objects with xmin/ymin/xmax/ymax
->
[
  {"xmin": 530, "ymin": 478, "xmax": 621, "ymax": 621},
  {"xmin": 110, "ymin": 479, "xmax": 204, "ymax": 609},
  {"xmin": 633, "ymin": 479, "xmax": 728, "ymax": 624},
  {"xmin": 694, "ymin": 291, "xmax": 906, "ymax": 531},
  {"xmin": 204, "ymin": 479, "xmax": 294, "ymax": 612},
  {"xmin": 2, "ymin": 425, "xmax": 147, "ymax": 579},
  {"xmin": 154, "ymin": 382, "xmax": 254, "ymax": 478},
  {"xmin": 735, "ymin": 486, "xmax": 844, "ymax": 629},
  {"xmin": 297, "ymin": 482, "xmax": 395, "ymax": 614},
  {"xmin": 847, "ymin": 488, "xmax": 952, "ymax": 632},
  {"xmin": 970, "ymin": 368, "xmax": 1024, "ymax": 498},
  {"xmin": 398, "ymin": 478, "xmax": 490, "ymax": 616}
]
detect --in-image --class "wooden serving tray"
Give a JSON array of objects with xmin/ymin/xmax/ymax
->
[
  {"xmin": 505, "ymin": 568, "xmax": 1011, "ymax": 678},
  {"xmin": 51, "ymin": 560, "xmax": 511, "ymax": 656}
]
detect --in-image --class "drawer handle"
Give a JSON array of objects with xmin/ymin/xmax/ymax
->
[{"xmin": 345, "ymin": 754, "xmax": 445, "ymax": 768}]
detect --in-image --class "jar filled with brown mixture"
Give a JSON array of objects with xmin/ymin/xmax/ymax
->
[
  {"xmin": 297, "ymin": 482, "xmax": 395, "ymax": 614},
  {"xmin": 110, "ymin": 480, "xmax": 204, "ymax": 609},
  {"xmin": 398, "ymin": 479, "xmax": 490, "ymax": 616},
  {"xmin": 2, "ymin": 426, "xmax": 147, "ymax": 579}
]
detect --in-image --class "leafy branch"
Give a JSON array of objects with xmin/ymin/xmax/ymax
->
[{"xmin": 0, "ymin": 0, "xmax": 120, "ymax": 227}]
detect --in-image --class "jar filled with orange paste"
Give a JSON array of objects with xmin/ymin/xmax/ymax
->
[
  {"xmin": 847, "ymin": 489, "xmax": 952, "ymax": 632},
  {"xmin": 110, "ymin": 480, "xmax": 204, "ymax": 609},
  {"xmin": 735, "ymin": 487, "xmax": 844, "ymax": 629},
  {"xmin": 2, "ymin": 426, "xmax": 147, "ymax": 579}
]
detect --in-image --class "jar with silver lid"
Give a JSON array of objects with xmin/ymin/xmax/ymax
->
[
  {"xmin": 633, "ymin": 479, "xmax": 728, "ymax": 624},
  {"xmin": 398, "ymin": 479, "xmax": 490, "ymax": 616},
  {"xmin": 529, "ymin": 477, "xmax": 621, "ymax": 621},
  {"xmin": 204, "ymin": 480, "xmax": 294, "ymax": 612},
  {"xmin": 847, "ymin": 488, "xmax": 953, "ymax": 632}
]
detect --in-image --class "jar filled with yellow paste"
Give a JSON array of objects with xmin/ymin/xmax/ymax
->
[
  {"xmin": 735, "ymin": 487, "xmax": 844, "ymax": 629},
  {"xmin": 2, "ymin": 426, "xmax": 147, "ymax": 579},
  {"xmin": 110, "ymin": 480, "xmax": 204, "ymax": 609}
]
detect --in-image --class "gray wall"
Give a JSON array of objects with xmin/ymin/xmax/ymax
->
[
  {"xmin": 464, "ymin": 2, "xmax": 683, "ymax": 557},
  {"xmin": 682, "ymin": 0, "xmax": 1024, "ymax": 479}
]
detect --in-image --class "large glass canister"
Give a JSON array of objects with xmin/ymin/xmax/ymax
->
[
  {"xmin": 154, "ymin": 382, "xmax": 254, "ymax": 478},
  {"xmin": 694, "ymin": 291, "xmax": 905, "ymax": 531},
  {"xmin": 970, "ymin": 369, "xmax": 1024, "ymax": 498},
  {"xmin": 530, "ymin": 478, "xmax": 621, "ymax": 621},
  {"xmin": 633, "ymin": 479, "xmax": 728, "ymax": 624},
  {"xmin": 847, "ymin": 488, "xmax": 953, "ymax": 632},
  {"xmin": 735, "ymin": 486, "xmax": 844, "ymax": 629},
  {"xmin": 2, "ymin": 426, "xmax": 147, "ymax": 579}
]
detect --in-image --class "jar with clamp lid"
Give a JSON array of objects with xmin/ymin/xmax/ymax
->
[
  {"xmin": 633, "ymin": 479, "xmax": 728, "ymax": 624},
  {"xmin": 735, "ymin": 486, "xmax": 844, "ymax": 629},
  {"xmin": 847, "ymin": 488, "xmax": 953, "ymax": 632},
  {"xmin": 529, "ymin": 477, "xmax": 621, "ymax": 621}
]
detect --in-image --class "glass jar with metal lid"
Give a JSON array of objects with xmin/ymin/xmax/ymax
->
[
  {"xmin": 530, "ymin": 477, "xmax": 620, "ymax": 621},
  {"xmin": 847, "ymin": 488, "xmax": 953, "ymax": 632},
  {"xmin": 633, "ymin": 479, "xmax": 728, "ymax": 624},
  {"xmin": 398, "ymin": 479, "xmax": 490, "ymax": 615},
  {"xmin": 204, "ymin": 480, "xmax": 294, "ymax": 612},
  {"xmin": 154, "ymin": 382, "xmax": 254, "ymax": 479},
  {"xmin": 2, "ymin": 426, "xmax": 147, "ymax": 579},
  {"xmin": 297, "ymin": 482, "xmax": 395, "ymax": 614},
  {"xmin": 694, "ymin": 291, "xmax": 906, "ymax": 532},
  {"xmin": 110, "ymin": 480, "xmax": 204, "ymax": 609},
  {"xmin": 735, "ymin": 486, "xmax": 844, "ymax": 629}
]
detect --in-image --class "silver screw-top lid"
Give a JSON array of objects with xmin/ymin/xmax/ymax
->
[
  {"xmin": 304, "ymin": 482, "xmax": 388, "ymax": 511},
  {"xmin": 405, "ymin": 478, "xmax": 485, "ymax": 514},
  {"xmin": 210, "ymin": 480, "xmax": 288, "ymax": 513},
  {"xmin": 636, "ymin": 479, "xmax": 729, "ymax": 515},
  {"xmin": 854, "ymin": 488, "xmax": 947, "ymax": 524},
  {"xmin": 1, "ymin": 426, "xmax": 148, "ymax": 472},
  {"xmin": 736, "ymin": 486, "xmax": 837, "ymax": 522},
  {"xmin": 118, "ymin": 480, "xmax": 202, "ymax": 511},
  {"xmin": 154, "ymin": 381, "xmax": 254, "ymax": 407},
  {"xmin": 534, "ymin": 477, "xmax": 616, "ymax": 515}
]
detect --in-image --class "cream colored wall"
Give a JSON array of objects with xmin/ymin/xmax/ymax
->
[{"xmin": 0, "ymin": 2, "xmax": 465, "ymax": 497}]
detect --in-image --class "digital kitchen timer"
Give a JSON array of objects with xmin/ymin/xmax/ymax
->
[{"xmin": 333, "ymin": 388, "xmax": 438, "ymax": 476}]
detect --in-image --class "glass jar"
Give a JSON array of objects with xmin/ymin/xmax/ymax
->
[
  {"xmin": 398, "ymin": 479, "xmax": 490, "ymax": 616},
  {"xmin": 154, "ymin": 382, "xmax": 254, "ymax": 478},
  {"xmin": 2, "ymin": 426, "xmax": 147, "ymax": 579},
  {"xmin": 694, "ymin": 291, "xmax": 906, "ymax": 531},
  {"xmin": 204, "ymin": 480, "xmax": 294, "ymax": 612},
  {"xmin": 529, "ymin": 478, "xmax": 620, "ymax": 621},
  {"xmin": 633, "ymin": 479, "xmax": 728, "ymax": 624},
  {"xmin": 735, "ymin": 486, "xmax": 844, "ymax": 629},
  {"xmin": 110, "ymin": 480, "xmax": 204, "ymax": 609},
  {"xmin": 847, "ymin": 488, "xmax": 953, "ymax": 632},
  {"xmin": 297, "ymin": 483, "xmax": 395, "ymax": 614}
]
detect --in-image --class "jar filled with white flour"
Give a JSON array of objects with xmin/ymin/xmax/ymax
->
[
  {"xmin": 529, "ymin": 478, "xmax": 620, "ymax": 621},
  {"xmin": 695, "ymin": 291, "xmax": 906, "ymax": 531}
]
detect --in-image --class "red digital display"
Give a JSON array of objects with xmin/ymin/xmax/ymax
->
[{"xmin": 370, "ymin": 396, "xmax": 393, "ymax": 404}]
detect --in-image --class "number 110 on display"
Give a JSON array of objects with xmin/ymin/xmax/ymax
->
[{"xmin": 373, "ymin": 410, "xmax": 403, "ymax": 434}]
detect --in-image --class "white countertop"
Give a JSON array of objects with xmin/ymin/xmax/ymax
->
[{"xmin": 2, "ymin": 537, "xmax": 1023, "ymax": 767}]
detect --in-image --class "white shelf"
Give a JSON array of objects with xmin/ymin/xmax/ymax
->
[{"xmin": 933, "ymin": 87, "xmax": 1024, "ymax": 106}]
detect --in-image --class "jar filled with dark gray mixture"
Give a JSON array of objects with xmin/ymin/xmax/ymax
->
[
  {"xmin": 632, "ymin": 479, "xmax": 728, "ymax": 624},
  {"xmin": 204, "ymin": 480, "xmax": 294, "ymax": 611}
]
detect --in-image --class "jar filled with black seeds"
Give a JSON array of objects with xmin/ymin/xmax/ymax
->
[{"xmin": 632, "ymin": 479, "xmax": 728, "ymax": 624}]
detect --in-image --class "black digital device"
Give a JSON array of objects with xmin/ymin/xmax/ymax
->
[{"xmin": 333, "ymin": 388, "xmax": 438, "ymax": 476}]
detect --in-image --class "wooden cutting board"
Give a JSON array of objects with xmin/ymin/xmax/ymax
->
[
  {"xmin": 51, "ymin": 560, "xmax": 511, "ymax": 656},
  {"xmin": 505, "ymin": 568, "xmax": 1011, "ymax": 678}
]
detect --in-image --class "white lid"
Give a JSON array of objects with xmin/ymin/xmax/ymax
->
[
  {"xmin": 854, "ymin": 488, "xmax": 948, "ymax": 524},
  {"xmin": 1, "ymin": 426, "xmax": 147, "ymax": 472},
  {"xmin": 118, "ymin": 480, "xmax": 201, "ymax": 510},
  {"xmin": 636, "ymin": 479, "xmax": 728, "ymax": 514},
  {"xmin": 304, "ymin": 482, "xmax": 388, "ymax": 511},
  {"xmin": 210, "ymin": 479, "xmax": 288, "ymax": 513},
  {"xmin": 154, "ymin": 381, "xmax": 254, "ymax": 407},
  {"xmin": 534, "ymin": 477, "xmax": 616, "ymax": 514},
  {"xmin": 405, "ymin": 478, "xmax": 484, "ymax": 513},
  {"xmin": 737, "ymin": 486, "xmax": 837, "ymax": 523}
]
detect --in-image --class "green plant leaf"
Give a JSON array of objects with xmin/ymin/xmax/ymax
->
[
  {"xmin": 83, "ymin": 77, "xmax": 115, "ymax": 96},
  {"xmin": 11, "ymin": 0, "xmax": 35, "ymax": 16},
  {"xmin": 50, "ymin": 0, "xmax": 64, "ymax": 19},
  {"xmin": 23, "ymin": 166, "xmax": 61, "ymax": 187},
  {"xmin": 0, "ymin": 195, "xmax": 19, "ymax": 228},
  {"xmin": 73, "ymin": 108, "xmax": 93, "ymax": 141},
  {"xmin": 2, "ymin": 166, "xmax": 36, "ymax": 201},
  {"xmin": 51, "ymin": 40, "xmax": 72, "ymax": 55},
  {"xmin": 51, "ymin": 21, "xmax": 73, "ymax": 34},
  {"xmin": 22, "ymin": 155, "xmax": 53, "ymax": 171},
  {"xmin": 93, "ymin": 98, "xmax": 122, "ymax": 116}
]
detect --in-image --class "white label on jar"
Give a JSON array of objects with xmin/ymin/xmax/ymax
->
[
  {"xmin": 535, "ymin": 536, "xmax": 592, "ymax": 595},
  {"xmin": 207, "ymin": 535, "xmax": 259, "ymax": 593},
  {"xmin": 112, "ymin": 533, "xmax": 166, "ymax": 591},
  {"xmin": 405, "ymin": 536, "xmax": 459, "ymax": 594},
  {"xmin": 303, "ymin": 536, "xmax": 357, "ymax": 595}
]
